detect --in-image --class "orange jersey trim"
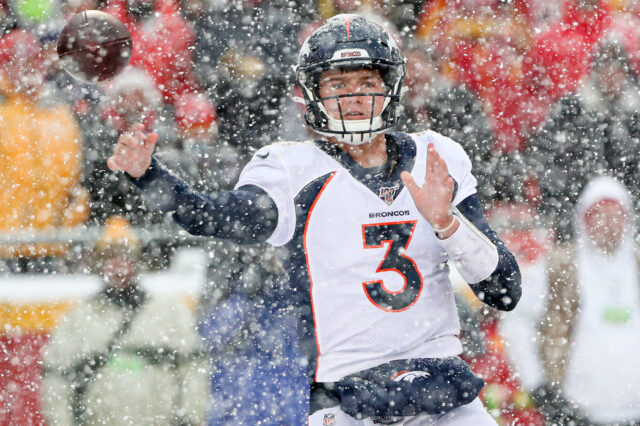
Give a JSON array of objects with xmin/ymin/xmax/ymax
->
[{"xmin": 303, "ymin": 171, "xmax": 337, "ymax": 382}]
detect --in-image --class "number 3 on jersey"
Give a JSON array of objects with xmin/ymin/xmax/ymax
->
[{"xmin": 362, "ymin": 221, "xmax": 424, "ymax": 312}]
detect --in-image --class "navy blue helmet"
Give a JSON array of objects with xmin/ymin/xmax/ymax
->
[{"xmin": 295, "ymin": 14, "xmax": 405, "ymax": 145}]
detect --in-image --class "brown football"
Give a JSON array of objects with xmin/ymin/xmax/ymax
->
[{"xmin": 57, "ymin": 10, "xmax": 132, "ymax": 83}]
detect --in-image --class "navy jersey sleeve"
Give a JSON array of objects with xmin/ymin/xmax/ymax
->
[
  {"xmin": 130, "ymin": 157, "xmax": 278, "ymax": 244},
  {"xmin": 455, "ymin": 194, "xmax": 522, "ymax": 311}
]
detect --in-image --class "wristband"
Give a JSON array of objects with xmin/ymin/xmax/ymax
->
[{"xmin": 433, "ymin": 215, "xmax": 457, "ymax": 236}]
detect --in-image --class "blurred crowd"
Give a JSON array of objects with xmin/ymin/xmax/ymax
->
[{"xmin": 2, "ymin": 0, "xmax": 640, "ymax": 424}]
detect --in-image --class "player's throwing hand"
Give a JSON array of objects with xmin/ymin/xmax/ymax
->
[
  {"xmin": 107, "ymin": 123, "xmax": 158, "ymax": 178},
  {"xmin": 401, "ymin": 143, "xmax": 458, "ymax": 238}
]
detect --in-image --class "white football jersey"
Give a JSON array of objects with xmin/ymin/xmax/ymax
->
[{"xmin": 236, "ymin": 130, "xmax": 478, "ymax": 382}]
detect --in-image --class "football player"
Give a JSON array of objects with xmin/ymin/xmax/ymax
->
[{"xmin": 108, "ymin": 15, "xmax": 520, "ymax": 425}]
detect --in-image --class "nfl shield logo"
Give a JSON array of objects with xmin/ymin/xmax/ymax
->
[
  {"xmin": 379, "ymin": 185, "xmax": 399, "ymax": 205},
  {"xmin": 323, "ymin": 413, "xmax": 336, "ymax": 426}
]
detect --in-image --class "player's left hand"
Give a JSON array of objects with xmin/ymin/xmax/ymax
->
[{"xmin": 401, "ymin": 143, "xmax": 458, "ymax": 237}]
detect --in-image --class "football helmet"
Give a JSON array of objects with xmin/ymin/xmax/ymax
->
[{"xmin": 295, "ymin": 14, "xmax": 405, "ymax": 145}]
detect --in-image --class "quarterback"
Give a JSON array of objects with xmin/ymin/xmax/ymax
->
[{"xmin": 108, "ymin": 15, "xmax": 521, "ymax": 425}]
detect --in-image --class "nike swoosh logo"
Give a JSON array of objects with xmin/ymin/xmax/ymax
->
[{"xmin": 256, "ymin": 152, "xmax": 269, "ymax": 159}]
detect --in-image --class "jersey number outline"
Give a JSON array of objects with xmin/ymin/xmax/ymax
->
[{"xmin": 362, "ymin": 221, "xmax": 424, "ymax": 312}]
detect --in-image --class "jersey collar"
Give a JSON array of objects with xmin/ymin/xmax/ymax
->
[{"xmin": 314, "ymin": 132, "xmax": 416, "ymax": 205}]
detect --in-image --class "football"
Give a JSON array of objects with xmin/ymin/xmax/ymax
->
[{"xmin": 57, "ymin": 10, "xmax": 132, "ymax": 83}]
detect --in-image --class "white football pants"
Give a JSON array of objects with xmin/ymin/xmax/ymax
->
[{"xmin": 308, "ymin": 398, "xmax": 497, "ymax": 426}]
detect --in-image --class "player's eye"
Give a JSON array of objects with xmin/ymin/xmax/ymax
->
[{"xmin": 366, "ymin": 78, "xmax": 385, "ymax": 88}]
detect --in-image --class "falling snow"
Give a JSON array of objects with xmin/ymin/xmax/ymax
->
[{"xmin": 2, "ymin": 1, "xmax": 640, "ymax": 425}]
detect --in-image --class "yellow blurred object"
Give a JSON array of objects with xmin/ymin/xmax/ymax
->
[
  {"xmin": 317, "ymin": 0, "xmax": 334, "ymax": 19},
  {"xmin": 415, "ymin": 0, "xmax": 447, "ymax": 41},
  {"xmin": 0, "ymin": 68, "xmax": 12, "ymax": 96},
  {"xmin": 457, "ymin": 278, "xmax": 485, "ymax": 311},
  {"xmin": 219, "ymin": 49, "xmax": 265, "ymax": 82},
  {"xmin": 608, "ymin": 0, "xmax": 628, "ymax": 11},
  {"xmin": 0, "ymin": 92, "xmax": 86, "ymax": 258},
  {"xmin": 94, "ymin": 216, "xmax": 141, "ymax": 259},
  {"xmin": 0, "ymin": 291, "xmax": 197, "ymax": 337},
  {"xmin": 63, "ymin": 185, "xmax": 90, "ymax": 227},
  {"xmin": 0, "ymin": 301, "xmax": 78, "ymax": 334},
  {"xmin": 450, "ymin": 17, "xmax": 497, "ymax": 40},
  {"xmin": 182, "ymin": 294, "xmax": 199, "ymax": 312},
  {"xmin": 512, "ymin": 389, "xmax": 534, "ymax": 410},
  {"xmin": 482, "ymin": 382, "xmax": 510, "ymax": 411}
]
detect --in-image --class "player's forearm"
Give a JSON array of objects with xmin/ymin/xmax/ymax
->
[
  {"xmin": 130, "ymin": 157, "xmax": 278, "ymax": 244},
  {"xmin": 443, "ymin": 194, "xmax": 521, "ymax": 311},
  {"xmin": 438, "ymin": 211, "xmax": 498, "ymax": 281}
]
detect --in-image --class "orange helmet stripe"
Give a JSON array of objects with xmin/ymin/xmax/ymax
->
[{"xmin": 345, "ymin": 16, "xmax": 351, "ymax": 39}]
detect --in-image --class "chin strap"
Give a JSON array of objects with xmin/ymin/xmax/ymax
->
[{"xmin": 313, "ymin": 127, "xmax": 381, "ymax": 145}]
